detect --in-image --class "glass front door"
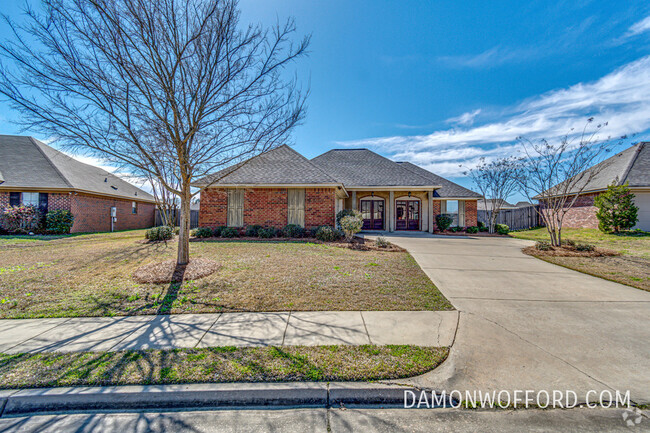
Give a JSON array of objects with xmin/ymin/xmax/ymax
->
[
  {"xmin": 396, "ymin": 200, "xmax": 420, "ymax": 230},
  {"xmin": 360, "ymin": 200, "xmax": 384, "ymax": 230}
]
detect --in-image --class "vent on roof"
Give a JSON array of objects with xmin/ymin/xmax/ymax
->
[{"xmin": 111, "ymin": 185, "xmax": 118, "ymax": 190}]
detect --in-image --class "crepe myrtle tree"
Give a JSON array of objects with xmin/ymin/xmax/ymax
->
[
  {"xmin": 0, "ymin": 0, "xmax": 309, "ymax": 265},
  {"xmin": 516, "ymin": 119, "xmax": 625, "ymax": 247},
  {"xmin": 465, "ymin": 157, "xmax": 521, "ymax": 233}
]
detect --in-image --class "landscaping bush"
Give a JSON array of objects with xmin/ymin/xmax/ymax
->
[
  {"xmin": 479, "ymin": 226, "xmax": 489, "ymax": 232},
  {"xmin": 435, "ymin": 214, "xmax": 453, "ymax": 231},
  {"xmin": 336, "ymin": 209, "xmax": 361, "ymax": 228},
  {"xmin": 477, "ymin": 221, "xmax": 485, "ymax": 228},
  {"xmin": 45, "ymin": 209, "xmax": 74, "ymax": 234},
  {"xmin": 594, "ymin": 182, "xmax": 639, "ymax": 233},
  {"xmin": 245, "ymin": 225, "xmax": 262, "ymax": 237},
  {"xmin": 448, "ymin": 226, "xmax": 463, "ymax": 233},
  {"xmin": 375, "ymin": 236, "xmax": 390, "ymax": 248},
  {"xmin": 466, "ymin": 226, "xmax": 479, "ymax": 234},
  {"xmin": 340, "ymin": 214, "xmax": 363, "ymax": 241},
  {"xmin": 193, "ymin": 227, "xmax": 213, "ymax": 238},
  {"xmin": 283, "ymin": 224, "xmax": 305, "ymax": 238},
  {"xmin": 145, "ymin": 226, "xmax": 174, "ymax": 241},
  {"xmin": 0, "ymin": 205, "xmax": 43, "ymax": 234},
  {"xmin": 213, "ymin": 226, "xmax": 226, "ymax": 237},
  {"xmin": 535, "ymin": 241, "xmax": 553, "ymax": 251},
  {"xmin": 220, "ymin": 227, "xmax": 239, "ymax": 238},
  {"xmin": 563, "ymin": 239, "xmax": 576, "ymax": 247},
  {"xmin": 575, "ymin": 243, "xmax": 595, "ymax": 252},
  {"xmin": 257, "ymin": 227, "xmax": 275, "ymax": 238},
  {"xmin": 315, "ymin": 225, "xmax": 342, "ymax": 242},
  {"xmin": 495, "ymin": 224, "xmax": 509, "ymax": 235}
]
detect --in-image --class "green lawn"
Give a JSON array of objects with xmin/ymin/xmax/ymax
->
[
  {"xmin": 512, "ymin": 227, "xmax": 650, "ymax": 291},
  {"xmin": 0, "ymin": 230, "xmax": 452, "ymax": 318}
]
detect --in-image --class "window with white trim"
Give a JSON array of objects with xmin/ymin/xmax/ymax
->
[
  {"xmin": 132, "ymin": 201, "xmax": 138, "ymax": 214},
  {"xmin": 22, "ymin": 192, "xmax": 39, "ymax": 207}
]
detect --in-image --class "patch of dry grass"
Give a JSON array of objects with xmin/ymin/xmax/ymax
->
[
  {"xmin": 132, "ymin": 258, "xmax": 221, "ymax": 284},
  {"xmin": 0, "ymin": 230, "xmax": 452, "ymax": 318},
  {"xmin": 0, "ymin": 345, "xmax": 449, "ymax": 389}
]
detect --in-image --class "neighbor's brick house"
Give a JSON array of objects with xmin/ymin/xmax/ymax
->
[
  {"xmin": 537, "ymin": 142, "xmax": 650, "ymax": 232},
  {"xmin": 0, "ymin": 135, "xmax": 155, "ymax": 233},
  {"xmin": 195, "ymin": 145, "xmax": 481, "ymax": 232}
]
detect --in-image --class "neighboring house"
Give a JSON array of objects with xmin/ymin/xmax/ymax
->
[
  {"xmin": 195, "ymin": 145, "xmax": 481, "ymax": 232},
  {"xmin": 0, "ymin": 135, "xmax": 155, "ymax": 233},
  {"xmin": 537, "ymin": 142, "xmax": 650, "ymax": 231},
  {"xmin": 477, "ymin": 199, "xmax": 518, "ymax": 212}
]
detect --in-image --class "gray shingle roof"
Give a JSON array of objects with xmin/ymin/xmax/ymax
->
[
  {"xmin": 396, "ymin": 161, "xmax": 482, "ymax": 198},
  {"xmin": 310, "ymin": 149, "xmax": 439, "ymax": 187},
  {"xmin": 0, "ymin": 135, "xmax": 154, "ymax": 202},
  {"xmin": 193, "ymin": 145, "xmax": 340, "ymax": 187}
]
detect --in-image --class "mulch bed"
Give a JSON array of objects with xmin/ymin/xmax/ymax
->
[
  {"xmin": 191, "ymin": 236, "xmax": 405, "ymax": 252},
  {"xmin": 522, "ymin": 246, "xmax": 620, "ymax": 258},
  {"xmin": 132, "ymin": 258, "xmax": 221, "ymax": 284},
  {"xmin": 434, "ymin": 231, "xmax": 508, "ymax": 237}
]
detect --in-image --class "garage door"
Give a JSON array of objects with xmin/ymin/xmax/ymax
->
[{"xmin": 633, "ymin": 191, "xmax": 650, "ymax": 231}]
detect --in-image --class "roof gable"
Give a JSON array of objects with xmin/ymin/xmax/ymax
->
[
  {"xmin": 396, "ymin": 162, "xmax": 482, "ymax": 198},
  {"xmin": 194, "ymin": 145, "xmax": 340, "ymax": 187}
]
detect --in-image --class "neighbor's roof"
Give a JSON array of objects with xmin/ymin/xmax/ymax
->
[
  {"xmin": 477, "ymin": 198, "xmax": 517, "ymax": 211},
  {"xmin": 540, "ymin": 142, "xmax": 650, "ymax": 197},
  {"xmin": 193, "ymin": 145, "xmax": 341, "ymax": 187},
  {"xmin": 311, "ymin": 149, "xmax": 441, "ymax": 188},
  {"xmin": 0, "ymin": 135, "xmax": 154, "ymax": 202},
  {"xmin": 396, "ymin": 162, "xmax": 482, "ymax": 198}
]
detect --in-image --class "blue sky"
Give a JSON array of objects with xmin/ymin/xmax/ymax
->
[{"xmin": 2, "ymin": 0, "xmax": 650, "ymax": 198}]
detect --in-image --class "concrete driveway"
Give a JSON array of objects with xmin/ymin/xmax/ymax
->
[{"xmin": 370, "ymin": 233, "xmax": 650, "ymax": 404}]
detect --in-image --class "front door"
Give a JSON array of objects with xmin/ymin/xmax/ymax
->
[
  {"xmin": 396, "ymin": 200, "xmax": 420, "ymax": 230},
  {"xmin": 360, "ymin": 200, "xmax": 384, "ymax": 230}
]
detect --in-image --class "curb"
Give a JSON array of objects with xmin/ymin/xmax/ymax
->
[{"xmin": 0, "ymin": 382, "xmax": 452, "ymax": 416}]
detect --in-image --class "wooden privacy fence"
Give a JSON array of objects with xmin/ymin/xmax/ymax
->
[
  {"xmin": 154, "ymin": 209, "xmax": 199, "ymax": 229},
  {"xmin": 478, "ymin": 205, "xmax": 542, "ymax": 230}
]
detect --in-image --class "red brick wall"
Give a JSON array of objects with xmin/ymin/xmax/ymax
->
[
  {"xmin": 244, "ymin": 188, "xmax": 288, "ymax": 227},
  {"xmin": 305, "ymin": 188, "xmax": 336, "ymax": 229},
  {"xmin": 541, "ymin": 193, "xmax": 599, "ymax": 229},
  {"xmin": 0, "ymin": 192, "xmax": 8, "ymax": 209},
  {"xmin": 48, "ymin": 193, "xmax": 72, "ymax": 211},
  {"xmin": 198, "ymin": 188, "xmax": 228, "ymax": 227},
  {"xmin": 431, "ymin": 200, "xmax": 442, "ymax": 229},
  {"xmin": 198, "ymin": 187, "xmax": 337, "ymax": 229},
  {"xmin": 464, "ymin": 200, "xmax": 478, "ymax": 227},
  {"xmin": 69, "ymin": 193, "xmax": 155, "ymax": 233}
]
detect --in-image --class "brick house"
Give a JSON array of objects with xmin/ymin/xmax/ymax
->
[
  {"xmin": 195, "ymin": 145, "xmax": 481, "ymax": 232},
  {"xmin": 0, "ymin": 135, "xmax": 155, "ymax": 233},
  {"xmin": 537, "ymin": 142, "xmax": 650, "ymax": 231}
]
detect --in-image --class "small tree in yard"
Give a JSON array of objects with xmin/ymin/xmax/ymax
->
[
  {"xmin": 594, "ymin": 183, "xmax": 638, "ymax": 233},
  {"xmin": 340, "ymin": 212, "xmax": 363, "ymax": 242},
  {"xmin": 517, "ymin": 119, "xmax": 624, "ymax": 247},
  {"xmin": 465, "ymin": 157, "xmax": 520, "ymax": 233},
  {"xmin": 0, "ymin": 0, "xmax": 309, "ymax": 265}
]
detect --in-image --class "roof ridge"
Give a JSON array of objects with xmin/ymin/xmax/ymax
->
[
  {"xmin": 619, "ymin": 142, "xmax": 644, "ymax": 185},
  {"xmin": 28, "ymin": 137, "xmax": 74, "ymax": 188},
  {"xmin": 280, "ymin": 145, "xmax": 340, "ymax": 183}
]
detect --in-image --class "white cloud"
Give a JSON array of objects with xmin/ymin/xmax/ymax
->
[
  {"xmin": 337, "ymin": 55, "xmax": 650, "ymax": 174},
  {"xmin": 626, "ymin": 15, "xmax": 650, "ymax": 37},
  {"xmin": 446, "ymin": 109, "xmax": 481, "ymax": 126}
]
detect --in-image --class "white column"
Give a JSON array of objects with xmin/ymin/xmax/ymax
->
[
  {"xmin": 428, "ymin": 191, "xmax": 434, "ymax": 233},
  {"xmin": 388, "ymin": 190, "xmax": 395, "ymax": 232},
  {"xmin": 351, "ymin": 191, "xmax": 357, "ymax": 210}
]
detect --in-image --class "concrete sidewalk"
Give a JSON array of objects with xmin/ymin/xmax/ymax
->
[{"xmin": 0, "ymin": 310, "xmax": 458, "ymax": 353}]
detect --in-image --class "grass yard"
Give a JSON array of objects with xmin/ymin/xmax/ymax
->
[
  {"xmin": 512, "ymin": 227, "xmax": 650, "ymax": 291},
  {"xmin": 0, "ymin": 230, "xmax": 452, "ymax": 319},
  {"xmin": 0, "ymin": 345, "xmax": 448, "ymax": 389}
]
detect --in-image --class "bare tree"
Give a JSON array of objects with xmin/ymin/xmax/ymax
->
[
  {"xmin": 516, "ymin": 119, "xmax": 624, "ymax": 247},
  {"xmin": 0, "ymin": 0, "xmax": 309, "ymax": 264},
  {"xmin": 466, "ymin": 157, "xmax": 521, "ymax": 233}
]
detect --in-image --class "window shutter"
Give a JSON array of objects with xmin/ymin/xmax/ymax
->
[
  {"xmin": 9, "ymin": 192, "xmax": 20, "ymax": 206},
  {"xmin": 287, "ymin": 189, "xmax": 305, "ymax": 227},
  {"xmin": 39, "ymin": 193, "xmax": 48, "ymax": 212},
  {"xmin": 227, "ymin": 189, "xmax": 244, "ymax": 227}
]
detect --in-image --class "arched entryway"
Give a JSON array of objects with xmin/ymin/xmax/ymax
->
[
  {"xmin": 395, "ymin": 197, "xmax": 420, "ymax": 230},
  {"xmin": 359, "ymin": 197, "xmax": 385, "ymax": 230}
]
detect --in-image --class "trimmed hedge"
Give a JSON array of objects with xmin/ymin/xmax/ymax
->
[
  {"xmin": 45, "ymin": 209, "xmax": 74, "ymax": 234},
  {"xmin": 283, "ymin": 224, "xmax": 304, "ymax": 238},
  {"xmin": 145, "ymin": 226, "xmax": 174, "ymax": 241}
]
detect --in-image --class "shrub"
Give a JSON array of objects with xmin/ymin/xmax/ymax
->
[
  {"xmin": 0, "ymin": 205, "xmax": 42, "ymax": 234},
  {"xmin": 495, "ymin": 224, "xmax": 509, "ymax": 235},
  {"xmin": 563, "ymin": 239, "xmax": 576, "ymax": 247},
  {"xmin": 535, "ymin": 241, "xmax": 553, "ymax": 251},
  {"xmin": 220, "ymin": 227, "xmax": 239, "ymax": 238},
  {"xmin": 283, "ymin": 224, "xmax": 305, "ymax": 238},
  {"xmin": 479, "ymin": 226, "xmax": 489, "ymax": 232},
  {"xmin": 336, "ymin": 209, "xmax": 361, "ymax": 228},
  {"xmin": 193, "ymin": 227, "xmax": 213, "ymax": 238},
  {"xmin": 257, "ymin": 227, "xmax": 275, "ymax": 238},
  {"xmin": 45, "ymin": 209, "xmax": 74, "ymax": 234},
  {"xmin": 375, "ymin": 237, "xmax": 390, "ymax": 248},
  {"xmin": 245, "ymin": 225, "xmax": 262, "ymax": 237},
  {"xmin": 575, "ymin": 243, "xmax": 595, "ymax": 252},
  {"xmin": 213, "ymin": 226, "xmax": 226, "ymax": 237},
  {"xmin": 435, "ymin": 214, "xmax": 453, "ymax": 231},
  {"xmin": 466, "ymin": 226, "xmax": 479, "ymax": 234},
  {"xmin": 340, "ymin": 214, "xmax": 363, "ymax": 241},
  {"xmin": 145, "ymin": 226, "xmax": 174, "ymax": 241},
  {"xmin": 315, "ymin": 225, "xmax": 343, "ymax": 242},
  {"xmin": 594, "ymin": 182, "xmax": 639, "ymax": 233},
  {"xmin": 449, "ymin": 226, "xmax": 463, "ymax": 233},
  {"xmin": 477, "ymin": 221, "xmax": 485, "ymax": 228}
]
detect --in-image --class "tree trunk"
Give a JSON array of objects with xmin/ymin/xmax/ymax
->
[{"xmin": 177, "ymin": 188, "xmax": 191, "ymax": 265}]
